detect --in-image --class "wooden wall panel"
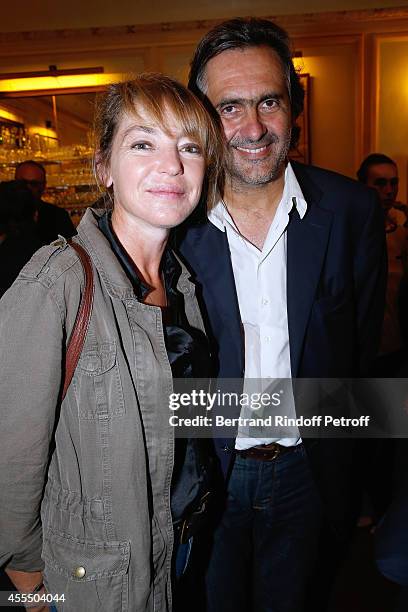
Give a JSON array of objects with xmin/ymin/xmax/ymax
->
[{"xmin": 1, "ymin": 8, "xmax": 408, "ymax": 180}]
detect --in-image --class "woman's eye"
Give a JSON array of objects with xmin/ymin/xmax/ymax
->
[
  {"xmin": 181, "ymin": 143, "xmax": 202, "ymax": 155},
  {"xmin": 131, "ymin": 142, "xmax": 152, "ymax": 150}
]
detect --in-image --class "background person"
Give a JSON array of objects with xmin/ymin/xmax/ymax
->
[
  {"xmin": 0, "ymin": 74, "xmax": 221, "ymax": 612},
  {"xmin": 0, "ymin": 180, "xmax": 41, "ymax": 298},
  {"xmin": 358, "ymin": 153, "xmax": 408, "ymax": 366},
  {"xmin": 357, "ymin": 153, "xmax": 408, "ymax": 222},
  {"xmin": 15, "ymin": 160, "xmax": 76, "ymax": 244},
  {"xmin": 357, "ymin": 160, "xmax": 408, "ymax": 599}
]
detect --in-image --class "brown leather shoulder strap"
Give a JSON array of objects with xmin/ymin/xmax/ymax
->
[{"xmin": 62, "ymin": 241, "xmax": 94, "ymax": 401}]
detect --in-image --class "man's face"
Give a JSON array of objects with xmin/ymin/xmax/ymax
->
[
  {"xmin": 203, "ymin": 45, "xmax": 292, "ymax": 188},
  {"xmin": 15, "ymin": 164, "xmax": 46, "ymax": 200},
  {"xmin": 366, "ymin": 163, "xmax": 399, "ymax": 208}
]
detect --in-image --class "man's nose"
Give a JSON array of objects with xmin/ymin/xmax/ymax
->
[
  {"xmin": 240, "ymin": 108, "xmax": 267, "ymax": 142},
  {"xmin": 382, "ymin": 184, "xmax": 394, "ymax": 198}
]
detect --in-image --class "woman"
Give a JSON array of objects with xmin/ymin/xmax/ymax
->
[{"xmin": 0, "ymin": 74, "xmax": 222, "ymax": 612}]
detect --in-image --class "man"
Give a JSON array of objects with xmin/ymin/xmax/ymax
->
[
  {"xmin": 0, "ymin": 180, "xmax": 42, "ymax": 297},
  {"xmin": 15, "ymin": 160, "xmax": 75, "ymax": 244},
  {"xmin": 357, "ymin": 153, "xmax": 408, "ymax": 221},
  {"xmin": 358, "ymin": 156, "xmax": 408, "ymax": 612},
  {"xmin": 357, "ymin": 154, "xmax": 408, "ymax": 530},
  {"xmin": 358, "ymin": 154, "xmax": 408, "ymax": 366},
  {"xmin": 178, "ymin": 18, "xmax": 386, "ymax": 612}
]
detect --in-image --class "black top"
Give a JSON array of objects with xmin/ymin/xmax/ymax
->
[
  {"xmin": 0, "ymin": 230, "xmax": 42, "ymax": 298},
  {"xmin": 37, "ymin": 200, "xmax": 76, "ymax": 245},
  {"xmin": 98, "ymin": 211, "xmax": 210, "ymax": 522}
]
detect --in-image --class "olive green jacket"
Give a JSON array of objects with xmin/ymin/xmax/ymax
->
[{"xmin": 0, "ymin": 208, "xmax": 205, "ymax": 612}]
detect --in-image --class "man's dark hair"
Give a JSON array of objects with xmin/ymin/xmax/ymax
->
[
  {"xmin": 188, "ymin": 18, "xmax": 304, "ymax": 122},
  {"xmin": 357, "ymin": 153, "xmax": 397, "ymax": 183},
  {"xmin": 15, "ymin": 160, "xmax": 46, "ymax": 180}
]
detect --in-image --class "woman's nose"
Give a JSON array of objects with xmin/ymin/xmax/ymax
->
[{"xmin": 158, "ymin": 148, "xmax": 183, "ymax": 175}]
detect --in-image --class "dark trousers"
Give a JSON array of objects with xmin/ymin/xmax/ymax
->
[{"xmin": 204, "ymin": 445, "xmax": 322, "ymax": 612}]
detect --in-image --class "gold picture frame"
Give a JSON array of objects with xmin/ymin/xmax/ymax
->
[{"xmin": 289, "ymin": 73, "xmax": 310, "ymax": 165}]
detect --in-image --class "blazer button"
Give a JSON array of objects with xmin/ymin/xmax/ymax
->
[{"xmin": 73, "ymin": 566, "xmax": 86, "ymax": 579}]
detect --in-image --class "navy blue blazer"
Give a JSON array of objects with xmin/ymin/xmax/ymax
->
[{"xmin": 177, "ymin": 161, "xmax": 386, "ymax": 536}]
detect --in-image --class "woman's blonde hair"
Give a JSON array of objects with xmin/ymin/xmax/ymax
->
[{"xmin": 94, "ymin": 73, "xmax": 223, "ymax": 211}]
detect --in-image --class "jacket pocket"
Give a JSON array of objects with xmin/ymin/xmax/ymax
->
[
  {"xmin": 74, "ymin": 341, "xmax": 125, "ymax": 419},
  {"xmin": 42, "ymin": 529, "xmax": 130, "ymax": 612}
]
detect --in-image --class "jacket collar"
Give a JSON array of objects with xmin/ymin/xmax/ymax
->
[
  {"xmin": 178, "ymin": 220, "xmax": 244, "ymax": 373},
  {"xmin": 77, "ymin": 207, "xmax": 194, "ymax": 301},
  {"xmin": 208, "ymin": 162, "xmax": 308, "ymax": 232}
]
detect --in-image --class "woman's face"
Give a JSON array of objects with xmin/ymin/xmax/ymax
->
[{"xmin": 105, "ymin": 109, "xmax": 206, "ymax": 230}]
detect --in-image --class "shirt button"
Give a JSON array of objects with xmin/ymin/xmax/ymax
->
[
  {"xmin": 73, "ymin": 566, "xmax": 86, "ymax": 579},
  {"xmin": 261, "ymin": 298, "xmax": 269, "ymax": 306},
  {"xmin": 265, "ymin": 336, "xmax": 272, "ymax": 342}
]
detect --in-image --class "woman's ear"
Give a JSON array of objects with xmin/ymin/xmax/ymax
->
[{"xmin": 95, "ymin": 152, "xmax": 112, "ymax": 188}]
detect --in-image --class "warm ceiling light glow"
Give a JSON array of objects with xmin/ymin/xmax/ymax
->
[
  {"xmin": 0, "ymin": 107, "xmax": 23, "ymax": 123},
  {"xmin": 0, "ymin": 73, "xmax": 124, "ymax": 94},
  {"xmin": 28, "ymin": 126, "xmax": 58, "ymax": 139},
  {"xmin": 293, "ymin": 57, "xmax": 306, "ymax": 72}
]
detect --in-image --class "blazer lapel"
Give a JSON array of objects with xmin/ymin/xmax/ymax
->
[
  {"xmin": 180, "ymin": 223, "xmax": 244, "ymax": 373},
  {"xmin": 287, "ymin": 165, "xmax": 333, "ymax": 376}
]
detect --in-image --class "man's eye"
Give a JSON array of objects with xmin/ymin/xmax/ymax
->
[
  {"xmin": 181, "ymin": 143, "xmax": 202, "ymax": 155},
  {"xmin": 220, "ymin": 105, "xmax": 238, "ymax": 115},
  {"xmin": 261, "ymin": 99, "xmax": 279, "ymax": 111},
  {"xmin": 131, "ymin": 142, "xmax": 152, "ymax": 150}
]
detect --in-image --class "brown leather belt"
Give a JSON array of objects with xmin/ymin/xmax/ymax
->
[{"xmin": 235, "ymin": 442, "xmax": 301, "ymax": 462}]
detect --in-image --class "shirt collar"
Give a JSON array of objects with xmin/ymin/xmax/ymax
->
[
  {"xmin": 208, "ymin": 162, "xmax": 308, "ymax": 231},
  {"xmin": 97, "ymin": 211, "xmax": 181, "ymax": 301}
]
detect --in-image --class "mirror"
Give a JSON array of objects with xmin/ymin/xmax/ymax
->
[{"xmin": 0, "ymin": 90, "xmax": 101, "ymax": 225}]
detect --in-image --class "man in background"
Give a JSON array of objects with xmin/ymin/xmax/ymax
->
[
  {"xmin": 358, "ymin": 153, "xmax": 408, "ymax": 369},
  {"xmin": 0, "ymin": 180, "xmax": 41, "ymax": 298},
  {"xmin": 357, "ymin": 154, "xmax": 408, "ymax": 533},
  {"xmin": 15, "ymin": 160, "xmax": 75, "ymax": 244},
  {"xmin": 357, "ymin": 153, "xmax": 408, "ymax": 223}
]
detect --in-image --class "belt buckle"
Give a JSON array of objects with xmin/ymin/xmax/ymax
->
[{"xmin": 266, "ymin": 444, "xmax": 281, "ymax": 461}]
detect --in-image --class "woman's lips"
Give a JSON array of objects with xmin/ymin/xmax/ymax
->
[{"xmin": 146, "ymin": 186, "xmax": 185, "ymax": 198}]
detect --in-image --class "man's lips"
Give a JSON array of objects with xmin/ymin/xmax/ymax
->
[{"xmin": 233, "ymin": 142, "xmax": 273, "ymax": 157}]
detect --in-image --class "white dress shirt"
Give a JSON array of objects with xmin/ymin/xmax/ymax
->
[{"xmin": 208, "ymin": 164, "xmax": 307, "ymax": 449}]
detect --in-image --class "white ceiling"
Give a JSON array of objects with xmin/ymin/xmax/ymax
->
[{"xmin": 3, "ymin": 0, "xmax": 408, "ymax": 33}]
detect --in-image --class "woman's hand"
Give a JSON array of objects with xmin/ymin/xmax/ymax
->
[{"xmin": 5, "ymin": 568, "xmax": 48, "ymax": 612}]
